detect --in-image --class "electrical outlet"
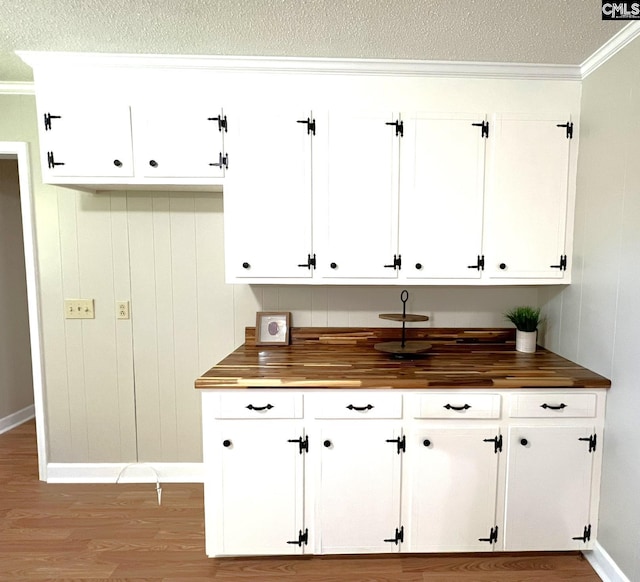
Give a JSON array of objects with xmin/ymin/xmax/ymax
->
[
  {"xmin": 64, "ymin": 299, "xmax": 95, "ymax": 319},
  {"xmin": 117, "ymin": 301, "xmax": 130, "ymax": 320}
]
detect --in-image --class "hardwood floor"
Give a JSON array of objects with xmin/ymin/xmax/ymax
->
[{"xmin": 0, "ymin": 420, "xmax": 601, "ymax": 581}]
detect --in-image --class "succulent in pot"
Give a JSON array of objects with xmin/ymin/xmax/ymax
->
[{"xmin": 504, "ymin": 306, "xmax": 542, "ymax": 353}]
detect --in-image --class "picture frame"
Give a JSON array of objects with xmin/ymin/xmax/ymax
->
[{"xmin": 255, "ymin": 311, "xmax": 291, "ymax": 346}]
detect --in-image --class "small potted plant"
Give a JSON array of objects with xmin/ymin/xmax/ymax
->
[{"xmin": 504, "ymin": 306, "xmax": 542, "ymax": 353}]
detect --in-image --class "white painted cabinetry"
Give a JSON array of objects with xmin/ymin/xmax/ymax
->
[
  {"xmin": 202, "ymin": 388, "xmax": 605, "ymax": 557},
  {"xmin": 317, "ymin": 111, "xmax": 401, "ymax": 279},
  {"xmin": 223, "ymin": 108, "xmax": 315, "ymax": 279},
  {"xmin": 399, "ymin": 113, "xmax": 487, "ymax": 280},
  {"xmin": 483, "ymin": 115, "xmax": 573, "ymax": 280},
  {"xmin": 36, "ymin": 94, "xmax": 227, "ymax": 188},
  {"xmin": 203, "ymin": 393, "xmax": 308, "ymax": 557},
  {"xmin": 38, "ymin": 99, "xmax": 134, "ymax": 178}
]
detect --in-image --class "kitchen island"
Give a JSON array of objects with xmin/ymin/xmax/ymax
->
[{"xmin": 196, "ymin": 328, "xmax": 610, "ymax": 557}]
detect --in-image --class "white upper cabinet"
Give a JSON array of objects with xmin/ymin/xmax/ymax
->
[
  {"xmin": 223, "ymin": 108, "xmax": 314, "ymax": 280},
  {"xmin": 38, "ymin": 99, "xmax": 134, "ymax": 178},
  {"xmin": 35, "ymin": 90, "xmax": 227, "ymax": 188},
  {"xmin": 399, "ymin": 113, "xmax": 487, "ymax": 280},
  {"xmin": 316, "ymin": 111, "xmax": 400, "ymax": 279},
  {"xmin": 483, "ymin": 114, "xmax": 573, "ymax": 279},
  {"xmin": 134, "ymin": 104, "xmax": 226, "ymax": 178}
]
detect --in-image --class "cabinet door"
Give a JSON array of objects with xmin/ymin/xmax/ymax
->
[
  {"xmin": 135, "ymin": 105, "xmax": 226, "ymax": 178},
  {"xmin": 210, "ymin": 421, "xmax": 306, "ymax": 556},
  {"xmin": 404, "ymin": 427, "xmax": 500, "ymax": 552},
  {"xmin": 318, "ymin": 111, "xmax": 400, "ymax": 279},
  {"xmin": 504, "ymin": 426, "xmax": 595, "ymax": 550},
  {"xmin": 37, "ymin": 99, "xmax": 134, "ymax": 178},
  {"xmin": 400, "ymin": 113, "xmax": 486, "ymax": 279},
  {"xmin": 483, "ymin": 115, "xmax": 572, "ymax": 279},
  {"xmin": 223, "ymin": 108, "xmax": 314, "ymax": 279},
  {"xmin": 317, "ymin": 423, "xmax": 402, "ymax": 553}
]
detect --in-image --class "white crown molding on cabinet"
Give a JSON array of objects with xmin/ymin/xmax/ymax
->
[
  {"xmin": 17, "ymin": 50, "xmax": 582, "ymax": 81},
  {"xmin": 0, "ymin": 82, "xmax": 35, "ymax": 95},
  {"xmin": 581, "ymin": 21, "xmax": 640, "ymax": 78}
]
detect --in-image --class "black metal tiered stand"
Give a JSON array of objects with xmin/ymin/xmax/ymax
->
[{"xmin": 374, "ymin": 290, "xmax": 431, "ymax": 359}]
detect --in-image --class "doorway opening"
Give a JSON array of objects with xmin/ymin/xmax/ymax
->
[{"xmin": 0, "ymin": 143, "xmax": 47, "ymax": 479}]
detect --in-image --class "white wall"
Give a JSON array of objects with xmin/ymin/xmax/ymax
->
[
  {"xmin": 540, "ymin": 38, "xmax": 640, "ymax": 581},
  {"xmin": 0, "ymin": 158, "xmax": 34, "ymax": 422}
]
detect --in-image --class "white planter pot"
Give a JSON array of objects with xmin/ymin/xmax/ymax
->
[{"xmin": 516, "ymin": 330, "xmax": 537, "ymax": 353}]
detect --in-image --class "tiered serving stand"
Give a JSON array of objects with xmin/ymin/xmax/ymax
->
[{"xmin": 374, "ymin": 290, "xmax": 431, "ymax": 359}]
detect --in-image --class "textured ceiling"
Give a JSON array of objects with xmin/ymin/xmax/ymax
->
[{"xmin": 0, "ymin": 0, "xmax": 628, "ymax": 83}]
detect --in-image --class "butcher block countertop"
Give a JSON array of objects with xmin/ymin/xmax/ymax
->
[{"xmin": 195, "ymin": 327, "xmax": 611, "ymax": 390}]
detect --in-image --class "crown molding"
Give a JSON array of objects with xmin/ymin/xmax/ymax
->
[
  {"xmin": 0, "ymin": 81, "xmax": 34, "ymax": 95},
  {"xmin": 16, "ymin": 51, "xmax": 582, "ymax": 81},
  {"xmin": 581, "ymin": 21, "xmax": 640, "ymax": 78}
]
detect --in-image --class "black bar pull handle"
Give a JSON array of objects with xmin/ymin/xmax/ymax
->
[
  {"xmin": 246, "ymin": 404, "xmax": 274, "ymax": 411},
  {"xmin": 347, "ymin": 404, "xmax": 374, "ymax": 411},
  {"xmin": 444, "ymin": 403, "xmax": 471, "ymax": 411},
  {"xmin": 541, "ymin": 403, "xmax": 567, "ymax": 410}
]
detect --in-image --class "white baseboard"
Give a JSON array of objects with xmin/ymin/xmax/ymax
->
[
  {"xmin": 46, "ymin": 462, "xmax": 204, "ymax": 483},
  {"xmin": 0, "ymin": 404, "xmax": 35, "ymax": 435},
  {"xmin": 584, "ymin": 542, "xmax": 631, "ymax": 582}
]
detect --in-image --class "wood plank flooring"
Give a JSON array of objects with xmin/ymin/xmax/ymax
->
[{"xmin": 0, "ymin": 420, "xmax": 601, "ymax": 581}]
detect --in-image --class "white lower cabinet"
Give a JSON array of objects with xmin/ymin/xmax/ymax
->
[
  {"xmin": 504, "ymin": 425, "xmax": 596, "ymax": 551},
  {"xmin": 316, "ymin": 422, "xmax": 403, "ymax": 554},
  {"xmin": 404, "ymin": 427, "xmax": 501, "ymax": 552},
  {"xmin": 202, "ymin": 389, "xmax": 605, "ymax": 557}
]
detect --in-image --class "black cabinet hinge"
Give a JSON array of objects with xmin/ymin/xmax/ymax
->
[
  {"xmin": 572, "ymin": 524, "xmax": 592, "ymax": 543},
  {"xmin": 483, "ymin": 434, "xmax": 503, "ymax": 454},
  {"xmin": 384, "ymin": 525, "xmax": 404, "ymax": 545},
  {"xmin": 384, "ymin": 254, "xmax": 402, "ymax": 270},
  {"xmin": 296, "ymin": 117, "xmax": 316, "ymax": 135},
  {"xmin": 287, "ymin": 435, "xmax": 309, "ymax": 455},
  {"xmin": 467, "ymin": 255, "xmax": 485, "ymax": 270},
  {"xmin": 46, "ymin": 151, "xmax": 65, "ymax": 169},
  {"xmin": 43, "ymin": 113, "xmax": 61, "ymax": 131},
  {"xmin": 209, "ymin": 152, "xmax": 229, "ymax": 169},
  {"xmin": 287, "ymin": 528, "xmax": 309, "ymax": 546},
  {"xmin": 472, "ymin": 120, "xmax": 489, "ymax": 138},
  {"xmin": 298, "ymin": 253, "xmax": 316, "ymax": 270},
  {"xmin": 207, "ymin": 115, "xmax": 228, "ymax": 132},
  {"xmin": 579, "ymin": 434, "xmax": 597, "ymax": 453},
  {"xmin": 479, "ymin": 525, "xmax": 499, "ymax": 544},
  {"xmin": 557, "ymin": 121, "xmax": 574, "ymax": 139},
  {"xmin": 550, "ymin": 254, "xmax": 568, "ymax": 271},
  {"xmin": 386, "ymin": 435, "xmax": 406, "ymax": 454},
  {"xmin": 385, "ymin": 119, "xmax": 404, "ymax": 137}
]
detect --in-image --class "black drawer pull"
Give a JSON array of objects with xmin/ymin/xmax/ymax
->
[
  {"xmin": 346, "ymin": 404, "xmax": 374, "ymax": 411},
  {"xmin": 323, "ymin": 440, "xmax": 332, "ymax": 448},
  {"xmin": 520, "ymin": 438, "xmax": 528, "ymax": 446},
  {"xmin": 423, "ymin": 439, "xmax": 431, "ymax": 447},
  {"xmin": 246, "ymin": 404, "xmax": 274, "ymax": 411},
  {"xmin": 541, "ymin": 403, "xmax": 567, "ymax": 410},
  {"xmin": 222, "ymin": 439, "xmax": 232, "ymax": 448},
  {"xmin": 444, "ymin": 403, "xmax": 471, "ymax": 411}
]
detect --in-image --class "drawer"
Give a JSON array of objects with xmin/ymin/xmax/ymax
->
[
  {"xmin": 413, "ymin": 393, "xmax": 501, "ymax": 419},
  {"xmin": 214, "ymin": 392, "xmax": 303, "ymax": 419},
  {"xmin": 509, "ymin": 393, "xmax": 597, "ymax": 418},
  {"xmin": 309, "ymin": 392, "xmax": 402, "ymax": 419}
]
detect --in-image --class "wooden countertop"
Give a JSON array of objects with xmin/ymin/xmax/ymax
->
[{"xmin": 195, "ymin": 327, "xmax": 611, "ymax": 390}]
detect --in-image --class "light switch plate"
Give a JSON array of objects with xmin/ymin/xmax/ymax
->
[{"xmin": 65, "ymin": 299, "xmax": 95, "ymax": 319}]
